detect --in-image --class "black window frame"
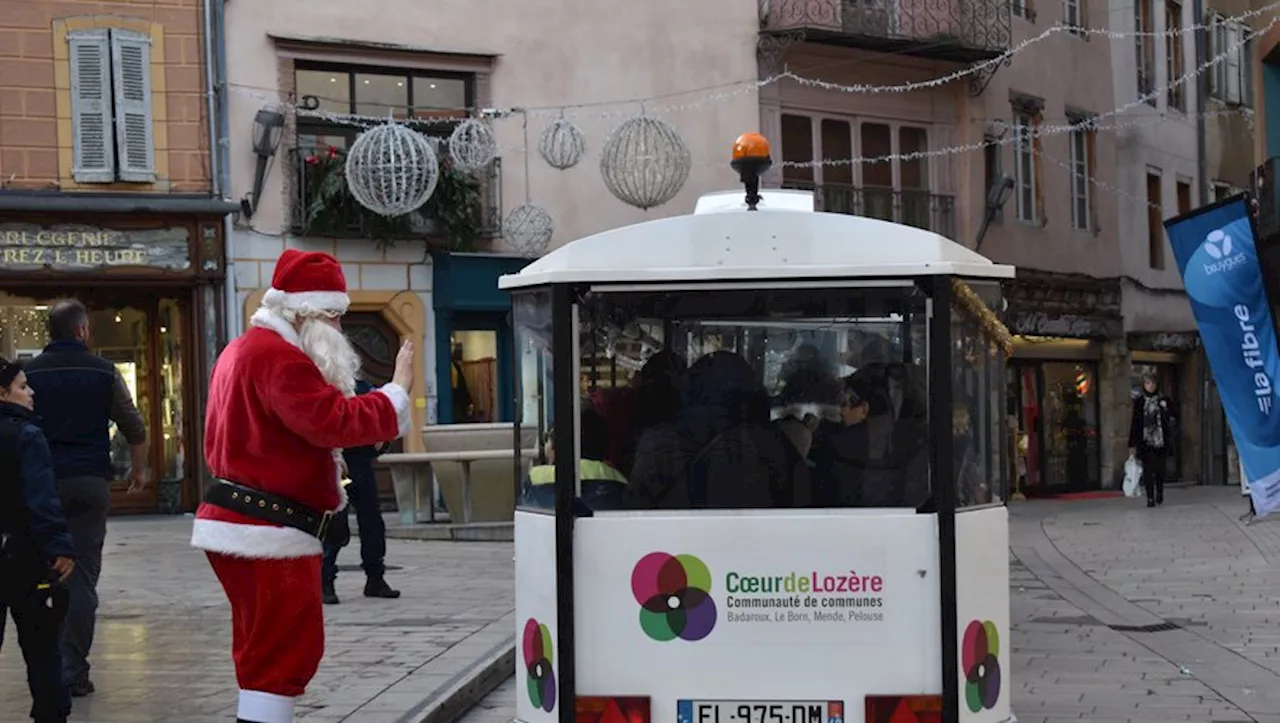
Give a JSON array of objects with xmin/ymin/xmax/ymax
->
[{"xmin": 293, "ymin": 61, "xmax": 476, "ymax": 142}]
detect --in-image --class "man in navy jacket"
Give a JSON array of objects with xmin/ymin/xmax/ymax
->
[
  {"xmin": 321, "ymin": 378, "xmax": 400, "ymax": 604},
  {"xmin": 24, "ymin": 300, "xmax": 148, "ymax": 697}
]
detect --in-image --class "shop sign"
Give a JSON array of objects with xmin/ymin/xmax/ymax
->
[
  {"xmin": 1129, "ymin": 331, "xmax": 1199, "ymax": 352},
  {"xmin": 1009, "ymin": 311, "xmax": 1120, "ymax": 338},
  {"xmin": 0, "ymin": 224, "xmax": 190, "ymax": 272}
]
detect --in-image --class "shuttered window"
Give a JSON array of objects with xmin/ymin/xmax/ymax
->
[
  {"xmin": 111, "ymin": 30, "xmax": 155, "ymax": 182},
  {"xmin": 67, "ymin": 27, "xmax": 155, "ymax": 183},
  {"xmin": 68, "ymin": 29, "xmax": 115, "ymax": 183}
]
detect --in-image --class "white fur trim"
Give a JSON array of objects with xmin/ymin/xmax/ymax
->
[
  {"xmin": 190, "ymin": 518, "xmax": 321, "ymax": 559},
  {"xmin": 249, "ymin": 307, "xmax": 301, "ymax": 348},
  {"xmin": 239, "ymin": 689, "xmax": 296, "ymax": 723},
  {"xmin": 376, "ymin": 382, "xmax": 413, "ymax": 438},
  {"xmin": 263, "ymin": 287, "xmax": 350, "ymax": 316}
]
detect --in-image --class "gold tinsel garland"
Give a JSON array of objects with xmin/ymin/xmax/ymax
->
[{"xmin": 951, "ymin": 278, "xmax": 1014, "ymax": 358}]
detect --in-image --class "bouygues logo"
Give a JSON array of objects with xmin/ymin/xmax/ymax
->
[
  {"xmin": 522, "ymin": 618, "xmax": 556, "ymax": 713},
  {"xmin": 1201, "ymin": 229, "xmax": 1247, "ymax": 275},
  {"xmin": 631, "ymin": 552, "xmax": 717, "ymax": 642},
  {"xmin": 962, "ymin": 619, "xmax": 1002, "ymax": 713}
]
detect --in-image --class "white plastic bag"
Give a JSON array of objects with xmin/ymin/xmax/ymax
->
[{"xmin": 1123, "ymin": 454, "xmax": 1143, "ymax": 498}]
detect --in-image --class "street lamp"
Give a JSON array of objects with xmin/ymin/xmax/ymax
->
[
  {"xmin": 974, "ymin": 173, "xmax": 1015, "ymax": 253},
  {"xmin": 240, "ymin": 107, "xmax": 286, "ymax": 218}
]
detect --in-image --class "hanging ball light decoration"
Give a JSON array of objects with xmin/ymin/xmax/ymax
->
[
  {"xmin": 503, "ymin": 203, "xmax": 554, "ymax": 257},
  {"xmin": 448, "ymin": 118, "xmax": 498, "ymax": 173},
  {"xmin": 538, "ymin": 117, "xmax": 587, "ymax": 170},
  {"xmin": 344, "ymin": 122, "xmax": 439, "ymax": 217},
  {"xmin": 599, "ymin": 115, "xmax": 692, "ymax": 210}
]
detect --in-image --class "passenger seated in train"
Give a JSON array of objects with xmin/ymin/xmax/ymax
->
[
  {"xmin": 590, "ymin": 350, "xmax": 685, "ymax": 477},
  {"xmin": 626, "ymin": 351, "xmax": 792, "ymax": 509},
  {"xmin": 810, "ymin": 376, "xmax": 874, "ymax": 507},
  {"xmin": 519, "ymin": 407, "xmax": 628, "ymax": 511},
  {"xmin": 849, "ymin": 339, "xmax": 930, "ymax": 508}
]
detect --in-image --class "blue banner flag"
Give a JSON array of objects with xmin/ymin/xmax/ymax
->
[{"xmin": 1166, "ymin": 194, "xmax": 1280, "ymax": 516}]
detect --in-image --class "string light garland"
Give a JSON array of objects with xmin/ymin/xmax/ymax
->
[
  {"xmin": 226, "ymin": 4, "xmax": 1279, "ymax": 124},
  {"xmin": 952, "ymin": 279, "xmax": 1014, "ymax": 358}
]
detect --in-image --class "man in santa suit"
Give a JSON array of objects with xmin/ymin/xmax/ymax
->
[{"xmin": 190, "ymin": 249, "xmax": 413, "ymax": 723}]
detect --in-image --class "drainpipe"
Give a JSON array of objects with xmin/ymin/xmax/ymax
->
[
  {"xmin": 213, "ymin": 0, "xmax": 239, "ymax": 340},
  {"xmin": 202, "ymin": 0, "xmax": 219, "ymax": 199},
  {"xmin": 1194, "ymin": 0, "xmax": 1208, "ymax": 204}
]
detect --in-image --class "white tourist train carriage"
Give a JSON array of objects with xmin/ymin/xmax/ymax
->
[{"xmin": 504, "ymin": 162, "xmax": 1016, "ymax": 723}]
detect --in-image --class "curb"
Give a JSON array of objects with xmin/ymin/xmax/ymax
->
[{"xmin": 397, "ymin": 635, "xmax": 516, "ymax": 723}]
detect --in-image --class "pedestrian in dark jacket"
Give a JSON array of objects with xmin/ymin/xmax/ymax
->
[
  {"xmin": 322, "ymin": 379, "xmax": 399, "ymax": 605},
  {"xmin": 24, "ymin": 299, "xmax": 148, "ymax": 697},
  {"xmin": 0, "ymin": 357, "xmax": 77, "ymax": 723},
  {"xmin": 1129, "ymin": 372, "xmax": 1175, "ymax": 508}
]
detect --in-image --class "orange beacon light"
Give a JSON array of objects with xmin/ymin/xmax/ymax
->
[{"xmin": 731, "ymin": 132, "xmax": 773, "ymax": 211}]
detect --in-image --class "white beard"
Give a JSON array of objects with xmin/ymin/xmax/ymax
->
[{"xmin": 298, "ymin": 317, "xmax": 360, "ymax": 398}]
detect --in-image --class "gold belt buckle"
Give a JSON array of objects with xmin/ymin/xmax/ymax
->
[{"xmin": 316, "ymin": 510, "xmax": 334, "ymax": 540}]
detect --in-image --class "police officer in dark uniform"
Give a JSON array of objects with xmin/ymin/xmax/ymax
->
[{"xmin": 0, "ymin": 356, "xmax": 77, "ymax": 723}]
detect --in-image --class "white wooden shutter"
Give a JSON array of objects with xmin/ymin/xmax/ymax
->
[
  {"xmin": 110, "ymin": 29, "xmax": 155, "ymax": 182},
  {"xmin": 1209, "ymin": 19, "xmax": 1224, "ymax": 98},
  {"xmin": 68, "ymin": 29, "xmax": 115, "ymax": 183},
  {"xmin": 1226, "ymin": 24, "xmax": 1242, "ymax": 104}
]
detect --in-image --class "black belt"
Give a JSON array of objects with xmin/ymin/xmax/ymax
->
[{"xmin": 204, "ymin": 480, "xmax": 339, "ymax": 543}]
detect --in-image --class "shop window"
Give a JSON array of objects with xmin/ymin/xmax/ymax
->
[{"xmin": 68, "ymin": 28, "xmax": 156, "ymax": 183}]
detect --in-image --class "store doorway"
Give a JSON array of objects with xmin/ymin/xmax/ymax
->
[
  {"xmin": 1008, "ymin": 360, "xmax": 1102, "ymax": 494},
  {"xmin": 448, "ymin": 312, "xmax": 513, "ymax": 424},
  {"xmin": 0, "ymin": 289, "xmax": 194, "ymax": 515}
]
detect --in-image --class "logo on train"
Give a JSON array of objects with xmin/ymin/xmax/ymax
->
[
  {"xmin": 962, "ymin": 619, "xmax": 1002, "ymax": 713},
  {"xmin": 631, "ymin": 552, "xmax": 718, "ymax": 642},
  {"xmin": 522, "ymin": 618, "xmax": 556, "ymax": 713}
]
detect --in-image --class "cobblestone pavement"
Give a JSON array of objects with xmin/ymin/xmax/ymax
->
[
  {"xmin": 0, "ymin": 515, "xmax": 514, "ymax": 723},
  {"xmin": 459, "ymin": 487, "xmax": 1280, "ymax": 723}
]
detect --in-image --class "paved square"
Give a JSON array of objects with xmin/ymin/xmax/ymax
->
[{"xmin": 0, "ymin": 516, "xmax": 513, "ymax": 723}]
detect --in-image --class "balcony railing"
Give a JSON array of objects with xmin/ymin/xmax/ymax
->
[
  {"xmin": 761, "ymin": 0, "xmax": 1011, "ymax": 62},
  {"xmin": 288, "ymin": 147, "xmax": 501, "ymax": 249},
  {"xmin": 783, "ymin": 181, "xmax": 956, "ymax": 239}
]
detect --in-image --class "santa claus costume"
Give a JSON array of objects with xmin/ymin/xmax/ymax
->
[{"xmin": 191, "ymin": 249, "xmax": 411, "ymax": 723}]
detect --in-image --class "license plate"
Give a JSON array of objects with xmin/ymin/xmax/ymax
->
[{"xmin": 677, "ymin": 700, "xmax": 845, "ymax": 723}]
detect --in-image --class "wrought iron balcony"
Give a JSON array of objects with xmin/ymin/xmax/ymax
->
[
  {"xmin": 761, "ymin": 0, "xmax": 1011, "ymax": 62},
  {"xmin": 784, "ymin": 181, "xmax": 956, "ymax": 239},
  {"xmin": 288, "ymin": 147, "xmax": 501, "ymax": 251}
]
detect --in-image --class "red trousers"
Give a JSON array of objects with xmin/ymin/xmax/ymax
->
[{"xmin": 207, "ymin": 552, "xmax": 324, "ymax": 699}]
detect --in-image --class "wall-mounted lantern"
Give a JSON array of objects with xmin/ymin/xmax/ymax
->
[{"xmin": 240, "ymin": 107, "xmax": 286, "ymax": 218}]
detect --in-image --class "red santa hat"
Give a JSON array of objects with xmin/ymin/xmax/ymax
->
[{"xmin": 261, "ymin": 249, "xmax": 350, "ymax": 317}]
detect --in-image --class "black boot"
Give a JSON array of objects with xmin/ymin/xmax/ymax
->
[
  {"xmin": 364, "ymin": 574, "xmax": 401, "ymax": 599},
  {"xmin": 322, "ymin": 580, "xmax": 340, "ymax": 605}
]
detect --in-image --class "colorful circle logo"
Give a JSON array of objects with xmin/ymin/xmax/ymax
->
[
  {"xmin": 630, "ymin": 552, "xmax": 717, "ymax": 642},
  {"xmin": 962, "ymin": 619, "xmax": 1002, "ymax": 713},
  {"xmin": 522, "ymin": 618, "xmax": 556, "ymax": 712}
]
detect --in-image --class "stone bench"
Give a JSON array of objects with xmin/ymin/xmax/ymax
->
[{"xmin": 380, "ymin": 447, "xmax": 538, "ymax": 525}]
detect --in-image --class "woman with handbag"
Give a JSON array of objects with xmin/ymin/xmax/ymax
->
[{"xmin": 0, "ymin": 357, "xmax": 77, "ymax": 723}]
